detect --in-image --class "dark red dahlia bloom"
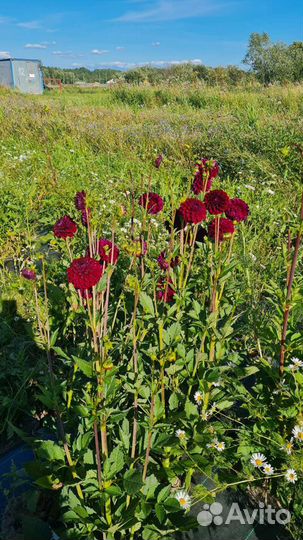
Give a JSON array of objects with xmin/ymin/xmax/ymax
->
[
  {"xmin": 204, "ymin": 190, "xmax": 230, "ymax": 215},
  {"xmin": 81, "ymin": 208, "xmax": 91, "ymax": 227},
  {"xmin": 178, "ymin": 198, "xmax": 207, "ymax": 224},
  {"xmin": 54, "ymin": 215, "xmax": 78, "ymax": 239},
  {"xmin": 67, "ymin": 257, "xmax": 103, "ymax": 290},
  {"xmin": 75, "ymin": 191, "xmax": 86, "ymax": 211},
  {"xmin": 21, "ymin": 268, "xmax": 36, "ymax": 281},
  {"xmin": 157, "ymin": 251, "xmax": 179, "ymax": 270},
  {"xmin": 138, "ymin": 192, "xmax": 164, "ymax": 215},
  {"xmin": 192, "ymin": 158, "xmax": 220, "ymax": 195},
  {"xmin": 225, "ymin": 198, "xmax": 249, "ymax": 222},
  {"xmin": 155, "ymin": 154, "xmax": 163, "ymax": 169},
  {"xmin": 157, "ymin": 278, "xmax": 176, "ymax": 303},
  {"xmin": 208, "ymin": 218, "xmax": 235, "ymax": 242},
  {"xmin": 98, "ymin": 239, "xmax": 120, "ymax": 265}
]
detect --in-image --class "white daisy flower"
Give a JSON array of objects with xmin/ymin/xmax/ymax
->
[
  {"xmin": 292, "ymin": 425, "xmax": 303, "ymax": 441},
  {"xmin": 194, "ymin": 391, "xmax": 203, "ymax": 405},
  {"xmin": 289, "ymin": 358, "xmax": 303, "ymax": 371},
  {"xmin": 215, "ymin": 440, "xmax": 225, "ymax": 452},
  {"xmin": 263, "ymin": 464, "xmax": 274, "ymax": 475},
  {"xmin": 250, "ymin": 453, "xmax": 267, "ymax": 468},
  {"xmin": 212, "ymin": 381, "xmax": 222, "ymax": 387},
  {"xmin": 282, "ymin": 439, "xmax": 294, "ymax": 455},
  {"xmin": 175, "ymin": 490, "xmax": 191, "ymax": 510},
  {"xmin": 285, "ymin": 469, "xmax": 297, "ymax": 484},
  {"xmin": 176, "ymin": 429, "xmax": 187, "ymax": 441},
  {"xmin": 201, "ymin": 411, "xmax": 210, "ymax": 421}
]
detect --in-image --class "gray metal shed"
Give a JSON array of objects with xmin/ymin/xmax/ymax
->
[{"xmin": 0, "ymin": 58, "xmax": 44, "ymax": 94}]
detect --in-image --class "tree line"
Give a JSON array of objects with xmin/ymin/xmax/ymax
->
[{"xmin": 42, "ymin": 33, "xmax": 303, "ymax": 86}]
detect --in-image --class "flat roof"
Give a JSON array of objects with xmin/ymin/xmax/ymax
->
[{"xmin": 0, "ymin": 58, "xmax": 41, "ymax": 63}]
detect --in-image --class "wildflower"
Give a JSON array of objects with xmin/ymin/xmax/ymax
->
[
  {"xmin": 201, "ymin": 411, "xmax": 211, "ymax": 421},
  {"xmin": 208, "ymin": 218, "xmax": 235, "ymax": 242},
  {"xmin": 282, "ymin": 440, "xmax": 293, "ymax": 455},
  {"xmin": 75, "ymin": 190, "xmax": 86, "ymax": 211},
  {"xmin": 178, "ymin": 198, "xmax": 207, "ymax": 224},
  {"xmin": 244, "ymin": 184, "xmax": 255, "ymax": 191},
  {"xmin": 157, "ymin": 251, "xmax": 179, "ymax": 271},
  {"xmin": 176, "ymin": 429, "xmax": 187, "ymax": 441},
  {"xmin": 204, "ymin": 190, "xmax": 230, "ymax": 215},
  {"xmin": 53, "ymin": 216, "xmax": 78, "ymax": 239},
  {"xmin": 285, "ymin": 469, "xmax": 297, "ymax": 483},
  {"xmin": 225, "ymin": 198, "xmax": 250, "ymax": 222},
  {"xmin": 215, "ymin": 440, "xmax": 225, "ymax": 452},
  {"xmin": 157, "ymin": 278, "xmax": 175, "ymax": 303},
  {"xmin": 292, "ymin": 425, "xmax": 303, "ymax": 441},
  {"xmin": 98, "ymin": 239, "xmax": 120, "ymax": 265},
  {"xmin": 263, "ymin": 464, "xmax": 274, "ymax": 475},
  {"xmin": 21, "ymin": 268, "xmax": 36, "ymax": 281},
  {"xmin": 175, "ymin": 490, "xmax": 191, "ymax": 510},
  {"xmin": 155, "ymin": 154, "xmax": 163, "ymax": 168},
  {"xmin": 250, "ymin": 453, "xmax": 267, "ymax": 468},
  {"xmin": 289, "ymin": 358, "xmax": 303, "ymax": 371},
  {"xmin": 67, "ymin": 257, "xmax": 103, "ymax": 290},
  {"xmin": 194, "ymin": 391, "xmax": 203, "ymax": 405},
  {"xmin": 139, "ymin": 192, "xmax": 164, "ymax": 215},
  {"xmin": 213, "ymin": 381, "xmax": 222, "ymax": 387}
]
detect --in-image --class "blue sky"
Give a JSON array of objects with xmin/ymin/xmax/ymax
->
[{"xmin": 0, "ymin": 0, "xmax": 302, "ymax": 69}]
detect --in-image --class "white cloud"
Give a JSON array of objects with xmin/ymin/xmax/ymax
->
[
  {"xmin": 116, "ymin": 46, "xmax": 125, "ymax": 51},
  {"xmin": 0, "ymin": 51, "xmax": 11, "ymax": 58},
  {"xmin": 17, "ymin": 20, "xmax": 41, "ymax": 29},
  {"xmin": 25, "ymin": 43, "xmax": 47, "ymax": 49},
  {"xmin": 116, "ymin": 0, "xmax": 234, "ymax": 22},
  {"xmin": 152, "ymin": 41, "xmax": 161, "ymax": 47},
  {"xmin": 91, "ymin": 49, "xmax": 110, "ymax": 55}
]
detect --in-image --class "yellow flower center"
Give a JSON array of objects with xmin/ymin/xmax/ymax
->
[
  {"xmin": 256, "ymin": 459, "xmax": 263, "ymax": 466},
  {"xmin": 180, "ymin": 498, "xmax": 187, "ymax": 506}
]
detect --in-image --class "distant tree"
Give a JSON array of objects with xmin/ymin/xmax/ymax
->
[
  {"xmin": 124, "ymin": 69, "xmax": 145, "ymax": 85},
  {"xmin": 244, "ymin": 32, "xmax": 300, "ymax": 84},
  {"xmin": 243, "ymin": 32, "xmax": 273, "ymax": 84},
  {"xmin": 288, "ymin": 42, "xmax": 303, "ymax": 81}
]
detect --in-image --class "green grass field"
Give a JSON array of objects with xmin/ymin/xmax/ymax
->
[{"xmin": 0, "ymin": 83, "xmax": 302, "ymax": 307}]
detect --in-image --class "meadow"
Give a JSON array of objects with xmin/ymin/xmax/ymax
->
[{"xmin": 0, "ymin": 83, "xmax": 303, "ymax": 540}]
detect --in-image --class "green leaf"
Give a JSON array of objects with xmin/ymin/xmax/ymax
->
[
  {"xmin": 157, "ymin": 485, "xmax": 171, "ymax": 503},
  {"xmin": 73, "ymin": 356, "xmax": 93, "ymax": 377},
  {"xmin": 104, "ymin": 446, "xmax": 125, "ymax": 479},
  {"xmin": 36, "ymin": 440, "xmax": 65, "ymax": 462},
  {"xmin": 155, "ymin": 503, "xmax": 166, "ymax": 524},
  {"xmin": 141, "ymin": 474, "xmax": 159, "ymax": 500},
  {"xmin": 123, "ymin": 469, "xmax": 144, "ymax": 495},
  {"xmin": 216, "ymin": 400, "xmax": 234, "ymax": 411},
  {"xmin": 139, "ymin": 292, "xmax": 155, "ymax": 316},
  {"xmin": 163, "ymin": 497, "xmax": 181, "ymax": 513}
]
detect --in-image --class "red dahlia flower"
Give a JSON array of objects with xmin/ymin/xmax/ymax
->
[
  {"xmin": 225, "ymin": 198, "xmax": 249, "ymax": 222},
  {"xmin": 157, "ymin": 251, "xmax": 179, "ymax": 270},
  {"xmin": 155, "ymin": 154, "xmax": 163, "ymax": 169},
  {"xmin": 178, "ymin": 198, "xmax": 207, "ymax": 224},
  {"xmin": 157, "ymin": 278, "xmax": 176, "ymax": 303},
  {"xmin": 192, "ymin": 158, "xmax": 220, "ymax": 195},
  {"xmin": 75, "ymin": 191, "xmax": 86, "ymax": 211},
  {"xmin": 208, "ymin": 218, "xmax": 235, "ymax": 242},
  {"xmin": 21, "ymin": 268, "xmax": 36, "ymax": 281},
  {"xmin": 98, "ymin": 239, "xmax": 120, "ymax": 265},
  {"xmin": 67, "ymin": 257, "xmax": 103, "ymax": 290},
  {"xmin": 204, "ymin": 190, "xmax": 230, "ymax": 215},
  {"xmin": 139, "ymin": 192, "xmax": 164, "ymax": 215},
  {"xmin": 53, "ymin": 215, "xmax": 78, "ymax": 239}
]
